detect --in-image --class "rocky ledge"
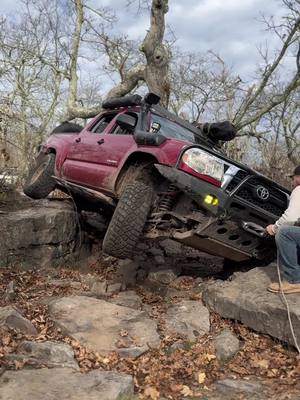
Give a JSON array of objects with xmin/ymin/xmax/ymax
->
[
  {"xmin": 0, "ymin": 198, "xmax": 77, "ymax": 269},
  {"xmin": 203, "ymin": 264, "xmax": 300, "ymax": 347}
]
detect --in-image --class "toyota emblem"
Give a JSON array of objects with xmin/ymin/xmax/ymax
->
[{"xmin": 256, "ymin": 185, "xmax": 269, "ymax": 201}]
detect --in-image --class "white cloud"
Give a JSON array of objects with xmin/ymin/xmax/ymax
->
[
  {"xmin": 164, "ymin": 0, "xmax": 286, "ymax": 78},
  {"xmin": 0, "ymin": 0, "xmax": 288, "ymax": 79},
  {"xmin": 0, "ymin": 0, "xmax": 19, "ymax": 15}
]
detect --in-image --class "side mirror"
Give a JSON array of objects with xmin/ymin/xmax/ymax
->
[{"xmin": 115, "ymin": 114, "xmax": 136, "ymax": 132}]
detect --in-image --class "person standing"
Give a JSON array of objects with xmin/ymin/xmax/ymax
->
[{"xmin": 266, "ymin": 165, "xmax": 300, "ymax": 294}]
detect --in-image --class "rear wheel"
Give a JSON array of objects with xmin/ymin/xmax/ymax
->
[
  {"xmin": 102, "ymin": 176, "xmax": 154, "ymax": 259},
  {"xmin": 23, "ymin": 153, "xmax": 56, "ymax": 199}
]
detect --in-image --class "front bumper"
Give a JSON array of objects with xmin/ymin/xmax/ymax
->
[
  {"xmin": 155, "ymin": 164, "xmax": 228, "ymax": 217},
  {"xmin": 155, "ymin": 164, "xmax": 275, "ymax": 261}
]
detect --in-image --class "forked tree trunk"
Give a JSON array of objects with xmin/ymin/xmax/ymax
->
[{"xmin": 140, "ymin": 0, "xmax": 170, "ymax": 107}]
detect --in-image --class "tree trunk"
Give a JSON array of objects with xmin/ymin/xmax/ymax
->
[{"xmin": 140, "ymin": 0, "xmax": 170, "ymax": 107}]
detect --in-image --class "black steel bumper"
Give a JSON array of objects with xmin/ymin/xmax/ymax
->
[
  {"xmin": 155, "ymin": 164, "xmax": 275, "ymax": 261},
  {"xmin": 155, "ymin": 164, "xmax": 228, "ymax": 216}
]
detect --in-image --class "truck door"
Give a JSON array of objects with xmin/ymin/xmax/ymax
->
[{"xmin": 62, "ymin": 112, "xmax": 137, "ymax": 194}]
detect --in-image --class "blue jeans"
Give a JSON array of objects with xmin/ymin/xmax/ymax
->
[{"xmin": 275, "ymin": 226, "xmax": 300, "ymax": 283}]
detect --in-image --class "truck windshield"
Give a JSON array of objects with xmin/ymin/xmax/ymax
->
[{"xmin": 151, "ymin": 114, "xmax": 196, "ymax": 143}]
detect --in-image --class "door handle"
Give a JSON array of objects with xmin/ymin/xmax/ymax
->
[
  {"xmin": 97, "ymin": 139, "xmax": 105, "ymax": 145},
  {"xmin": 75, "ymin": 137, "xmax": 81, "ymax": 143}
]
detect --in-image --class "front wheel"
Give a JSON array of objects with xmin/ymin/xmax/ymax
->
[
  {"xmin": 23, "ymin": 153, "xmax": 56, "ymax": 199},
  {"xmin": 102, "ymin": 178, "xmax": 154, "ymax": 259}
]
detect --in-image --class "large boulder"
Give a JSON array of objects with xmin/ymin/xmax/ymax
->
[
  {"xmin": 49, "ymin": 296, "xmax": 160, "ymax": 357},
  {"xmin": 0, "ymin": 368, "xmax": 134, "ymax": 400},
  {"xmin": 164, "ymin": 300, "xmax": 210, "ymax": 341},
  {"xmin": 203, "ymin": 265, "xmax": 300, "ymax": 347},
  {"xmin": 0, "ymin": 199, "xmax": 77, "ymax": 268}
]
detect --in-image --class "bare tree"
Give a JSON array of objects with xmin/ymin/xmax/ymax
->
[
  {"xmin": 140, "ymin": 0, "xmax": 170, "ymax": 105},
  {"xmin": 65, "ymin": 0, "xmax": 170, "ymax": 119},
  {"xmin": 0, "ymin": 0, "xmax": 68, "ymax": 165},
  {"xmin": 169, "ymin": 51, "xmax": 240, "ymax": 122},
  {"xmin": 232, "ymin": 1, "xmax": 300, "ymax": 132}
]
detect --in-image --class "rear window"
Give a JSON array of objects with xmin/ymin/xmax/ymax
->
[{"xmin": 151, "ymin": 114, "xmax": 196, "ymax": 143}]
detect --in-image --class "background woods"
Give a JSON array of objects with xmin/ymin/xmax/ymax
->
[{"xmin": 0, "ymin": 0, "xmax": 299, "ymax": 185}]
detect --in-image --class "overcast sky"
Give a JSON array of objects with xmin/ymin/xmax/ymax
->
[
  {"xmin": 1, "ymin": 0, "xmax": 286, "ymax": 80},
  {"xmin": 96, "ymin": 0, "xmax": 286, "ymax": 80}
]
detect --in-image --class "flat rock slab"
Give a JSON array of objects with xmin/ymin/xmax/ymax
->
[
  {"xmin": 164, "ymin": 300, "xmax": 210, "ymax": 341},
  {"xmin": 203, "ymin": 265, "xmax": 300, "ymax": 347},
  {"xmin": 0, "ymin": 368, "xmax": 134, "ymax": 400},
  {"xmin": 7, "ymin": 341, "xmax": 79, "ymax": 369},
  {"xmin": 49, "ymin": 296, "xmax": 160, "ymax": 357}
]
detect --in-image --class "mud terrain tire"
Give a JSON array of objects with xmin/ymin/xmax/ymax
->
[
  {"xmin": 23, "ymin": 153, "xmax": 56, "ymax": 199},
  {"xmin": 102, "ymin": 178, "xmax": 153, "ymax": 259}
]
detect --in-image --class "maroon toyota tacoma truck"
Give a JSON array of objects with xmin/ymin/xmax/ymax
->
[{"xmin": 24, "ymin": 93, "xmax": 289, "ymax": 266}]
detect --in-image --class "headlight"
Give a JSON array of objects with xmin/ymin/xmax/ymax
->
[{"xmin": 181, "ymin": 148, "xmax": 224, "ymax": 182}]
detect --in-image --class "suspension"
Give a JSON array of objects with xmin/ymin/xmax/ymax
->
[{"xmin": 158, "ymin": 183, "xmax": 178, "ymax": 212}]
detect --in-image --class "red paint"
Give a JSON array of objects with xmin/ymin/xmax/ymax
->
[{"xmin": 43, "ymin": 106, "xmax": 218, "ymax": 195}]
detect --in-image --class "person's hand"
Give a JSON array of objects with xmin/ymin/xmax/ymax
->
[{"xmin": 266, "ymin": 224, "xmax": 276, "ymax": 236}]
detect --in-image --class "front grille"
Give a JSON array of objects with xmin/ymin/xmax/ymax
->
[
  {"xmin": 225, "ymin": 170, "xmax": 248, "ymax": 192},
  {"xmin": 226, "ymin": 170, "xmax": 288, "ymax": 217}
]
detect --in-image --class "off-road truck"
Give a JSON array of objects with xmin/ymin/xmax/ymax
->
[{"xmin": 24, "ymin": 93, "xmax": 289, "ymax": 266}]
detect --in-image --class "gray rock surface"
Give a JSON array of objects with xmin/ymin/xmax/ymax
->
[
  {"xmin": 214, "ymin": 329, "xmax": 240, "ymax": 363},
  {"xmin": 147, "ymin": 267, "xmax": 181, "ymax": 285},
  {"xmin": 90, "ymin": 281, "xmax": 107, "ymax": 297},
  {"xmin": 109, "ymin": 291, "xmax": 142, "ymax": 310},
  {"xmin": 164, "ymin": 300, "xmax": 210, "ymax": 341},
  {"xmin": 49, "ymin": 296, "xmax": 160, "ymax": 357},
  {"xmin": 159, "ymin": 239, "xmax": 183, "ymax": 256},
  {"xmin": 203, "ymin": 265, "xmax": 300, "ymax": 347},
  {"xmin": 0, "ymin": 306, "xmax": 37, "ymax": 335},
  {"xmin": 47, "ymin": 279, "xmax": 82, "ymax": 290},
  {"xmin": 215, "ymin": 378, "xmax": 262, "ymax": 394},
  {"xmin": 114, "ymin": 259, "xmax": 140, "ymax": 288},
  {"xmin": 106, "ymin": 282, "xmax": 122, "ymax": 295},
  {"xmin": 4, "ymin": 281, "xmax": 16, "ymax": 302},
  {"xmin": 90, "ymin": 282, "xmax": 122, "ymax": 298},
  {"xmin": 204, "ymin": 378, "xmax": 264, "ymax": 400},
  {"xmin": 0, "ymin": 199, "xmax": 77, "ymax": 268},
  {"xmin": 7, "ymin": 341, "xmax": 78, "ymax": 369},
  {"xmin": 0, "ymin": 368, "xmax": 134, "ymax": 400},
  {"xmin": 202, "ymin": 378, "xmax": 300, "ymax": 400}
]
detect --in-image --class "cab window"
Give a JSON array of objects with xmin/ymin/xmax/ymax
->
[{"xmin": 90, "ymin": 113, "xmax": 116, "ymax": 133}]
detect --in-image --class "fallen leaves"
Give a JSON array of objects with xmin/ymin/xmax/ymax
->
[
  {"xmin": 0, "ymin": 267, "xmax": 300, "ymax": 400},
  {"xmin": 180, "ymin": 385, "xmax": 193, "ymax": 397},
  {"xmin": 197, "ymin": 371, "xmax": 206, "ymax": 384},
  {"xmin": 256, "ymin": 359, "xmax": 269, "ymax": 369},
  {"xmin": 204, "ymin": 354, "xmax": 216, "ymax": 362},
  {"xmin": 143, "ymin": 386, "xmax": 160, "ymax": 399}
]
